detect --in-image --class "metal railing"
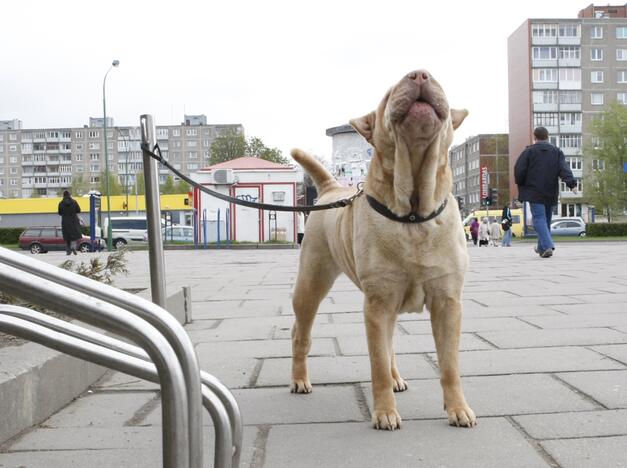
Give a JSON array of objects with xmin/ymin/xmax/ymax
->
[{"xmin": 0, "ymin": 247, "xmax": 242, "ymax": 467}]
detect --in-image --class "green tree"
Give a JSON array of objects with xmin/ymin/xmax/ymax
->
[
  {"xmin": 246, "ymin": 136, "xmax": 289, "ymax": 165},
  {"xmin": 98, "ymin": 171, "xmax": 123, "ymax": 196},
  {"xmin": 175, "ymin": 179, "xmax": 190, "ymax": 194},
  {"xmin": 136, "ymin": 171, "xmax": 146, "ymax": 195},
  {"xmin": 209, "ymin": 129, "xmax": 247, "ymax": 165},
  {"xmin": 161, "ymin": 175, "xmax": 176, "ymax": 194},
  {"xmin": 584, "ymin": 101, "xmax": 627, "ymax": 222},
  {"xmin": 70, "ymin": 174, "xmax": 89, "ymax": 196}
]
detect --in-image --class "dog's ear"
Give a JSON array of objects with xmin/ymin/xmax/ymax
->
[
  {"xmin": 451, "ymin": 109, "xmax": 469, "ymax": 130},
  {"xmin": 349, "ymin": 112, "xmax": 376, "ymax": 144}
]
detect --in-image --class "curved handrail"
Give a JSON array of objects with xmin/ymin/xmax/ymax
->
[
  {"xmin": 0, "ymin": 247, "xmax": 242, "ymax": 467},
  {"xmin": 0, "ymin": 305, "xmax": 233, "ymax": 468},
  {"xmin": 0, "ymin": 263, "xmax": 189, "ymax": 467}
]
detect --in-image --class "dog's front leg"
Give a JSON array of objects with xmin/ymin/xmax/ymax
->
[
  {"xmin": 364, "ymin": 296, "xmax": 402, "ymax": 430},
  {"xmin": 429, "ymin": 296, "xmax": 476, "ymax": 428}
]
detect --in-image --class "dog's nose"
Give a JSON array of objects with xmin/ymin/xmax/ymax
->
[{"xmin": 407, "ymin": 70, "xmax": 431, "ymax": 84}]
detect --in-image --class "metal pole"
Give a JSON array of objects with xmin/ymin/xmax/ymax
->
[
  {"xmin": 140, "ymin": 114, "xmax": 167, "ymax": 308},
  {"xmin": 0, "ymin": 306, "xmax": 234, "ymax": 468},
  {"xmin": 0, "ymin": 266, "xmax": 189, "ymax": 468},
  {"xmin": 103, "ymin": 60, "xmax": 119, "ymax": 251}
]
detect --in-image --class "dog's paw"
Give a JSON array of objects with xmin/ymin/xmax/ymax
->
[
  {"xmin": 445, "ymin": 404, "xmax": 477, "ymax": 428},
  {"xmin": 392, "ymin": 376, "xmax": 408, "ymax": 392},
  {"xmin": 290, "ymin": 379, "xmax": 312, "ymax": 394},
  {"xmin": 372, "ymin": 409, "xmax": 402, "ymax": 430}
]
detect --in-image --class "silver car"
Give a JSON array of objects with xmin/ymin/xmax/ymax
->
[{"xmin": 550, "ymin": 219, "xmax": 586, "ymax": 237}]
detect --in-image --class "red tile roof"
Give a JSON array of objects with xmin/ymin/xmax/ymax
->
[{"xmin": 200, "ymin": 157, "xmax": 293, "ymax": 171}]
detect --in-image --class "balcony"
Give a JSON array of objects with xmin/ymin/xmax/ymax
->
[
  {"xmin": 558, "ymin": 36, "xmax": 580, "ymax": 46},
  {"xmin": 533, "ymin": 82, "xmax": 558, "ymax": 89},
  {"xmin": 558, "ymin": 58, "xmax": 580, "ymax": 67},
  {"xmin": 559, "ymin": 103, "xmax": 581, "ymax": 112},
  {"xmin": 571, "ymin": 169, "xmax": 583, "ymax": 178},
  {"xmin": 532, "ymin": 37, "xmax": 558, "ymax": 46},
  {"xmin": 532, "ymin": 59, "xmax": 558, "ymax": 68},
  {"xmin": 562, "ymin": 147, "xmax": 581, "ymax": 156},
  {"xmin": 560, "ymin": 123, "xmax": 582, "ymax": 133},
  {"xmin": 533, "ymin": 103, "xmax": 558, "ymax": 112}
]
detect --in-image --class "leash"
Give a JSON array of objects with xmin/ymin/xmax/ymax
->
[{"xmin": 141, "ymin": 143, "xmax": 364, "ymax": 213}]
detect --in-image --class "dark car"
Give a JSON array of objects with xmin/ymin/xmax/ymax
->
[{"xmin": 18, "ymin": 227, "xmax": 103, "ymax": 254}]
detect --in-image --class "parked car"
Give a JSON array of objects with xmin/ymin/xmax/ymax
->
[
  {"xmin": 101, "ymin": 216, "xmax": 152, "ymax": 249},
  {"xmin": 142, "ymin": 225, "xmax": 195, "ymax": 243},
  {"xmin": 18, "ymin": 227, "xmax": 104, "ymax": 254},
  {"xmin": 550, "ymin": 218, "xmax": 586, "ymax": 237}
]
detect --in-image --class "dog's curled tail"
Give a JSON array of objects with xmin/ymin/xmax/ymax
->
[{"xmin": 291, "ymin": 148, "xmax": 340, "ymax": 196}]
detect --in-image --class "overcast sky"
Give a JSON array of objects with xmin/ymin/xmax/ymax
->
[{"xmin": 3, "ymin": 0, "xmax": 584, "ymax": 162}]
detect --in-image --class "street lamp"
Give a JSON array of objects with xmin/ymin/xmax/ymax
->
[
  {"xmin": 117, "ymin": 127, "xmax": 131, "ymax": 216},
  {"xmin": 103, "ymin": 59, "xmax": 119, "ymax": 251}
]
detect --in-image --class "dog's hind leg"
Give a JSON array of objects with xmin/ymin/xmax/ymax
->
[
  {"xmin": 290, "ymin": 255, "xmax": 339, "ymax": 394},
  {"xmin": 427, "ymin": 289, "xmax": 476, "ymax": 428},
  {"xmin": 390, "ymin": 334, "xmax": 408, "ymax": 392}
]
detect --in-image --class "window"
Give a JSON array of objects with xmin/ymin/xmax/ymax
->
[
  {"xmin": 591, "ymin": 93, "xmax": 604, "ymax": 105},
  {"xmin": 75, "ymin": 131, "xmax": 83, "ymax": 138},
  {"xmin": 559, "ymin": 90, "xmax": 581, "ymax": 104},
  {"xmin": 617, "ymin": 27, "xmax": 627, "ymax": 39},
  {"xmin": 591, "ymin": 48, "xmax": 604, "ymax": 61},
  {"xmin": 533, "ymin": 47, "xmax": 557, "ymax": 60},
  {"xmin": 618, "ymin": 70, "xmax": 627, "ymax": 83},
  {"xmin": 188, "ymin": 163, "xmax": 198, "ymax": 170},
  {"xmin": 591, "ymin": 71, "xmax": 604, "ymax": 83},
  {"xmin": 75, "ymin": 153, "xmax": 83, "ymax": 161},
  {"xmin": 172, "ymin": 129, "xmax": 180, "ymax": 137},
  {"xmin": 618, "ymin": 92, "xmax": 627, "ymax": 105},
  {"xmin": 90, "ymin": 153, "xmax": 99, "ymax": 160},
  {"xmin": 559, "ymin": 24, "xmax": 579, "ymax": 37},
  {"xmin": 186, "ymin": 129, "xmax": 198, "ymax": 136},
  {"xmin": 9, "ymin": 134, "xmax": 17, "ymax": 141},
  {"xmin": 559, "ymin": 46, "xmax": 580, "ymax": 59},
  {"xmin": 75, "ymin": 143, "xmax": 83, "ymax": 150},
  {"xmin": 188, "ymin": 151, "xmax": 198, "ymax": 159},
  {"xmin": 533, "ymin": 113, "xmax": 559, "ymax": 126},
  {"xmin": 90, "ymin": 164, "xmax": 100, "ymax": 172},
  {"xmin": 560, "ymin": 113, "xmax": 581, "ymax": 125},
  {"xmin": 90, "ymin": 176, "xmax": 100, "ymax": 184},
  {"xmin": 559, "ymin": 68, "xmax": 581, "ymax": 82},
  {"xmin": 187, "ymin": 140, "xmax": 197, "ymax": 147},
  {"xmin": 88, "ymin": 142, "xmax": 100, "ymax": 150},
  {"xmin": 532, "ymin": 24, "xmax": 557, "ymax": 37},
  {"xmin": 617, "ymin": 49, "xmax": 627, "ymax": 61},
  {"xmin": 566, "ymin": 157, "xmax": 582, "ymax": 170},
  {"xmin": 88, "ymin": 131, "xmax": 99, "ymax": 138},
  {"xmin": 9, "ymin": 156, "xmax": 17, "ymax": 163},
  {"xmin": 592, "ymin": 159, "xmax": 605, "ymax": 170},
  {"xmin": 533, "ymin": 90, "xmax": 557, "ymax": 104},
  {"xmin": 9, "ymin": 145, "xmax": 17, "ymax": 152},
  {"xmin": 10, "ymin": 167, "xmax": 18, "ymax": 175},
  {"xmin": 533, "ymin": 68, "xmax": 558, "ymax": 82},
  {"xmin": 559, "ymin": 134, "xmax": 582, "ymax": 148},
  {"xmin": 591, "ymin": 26, "xmax": 603, "ymax": 39},
  {"xmin": 157, "ymin": 128, "xmax": 169, "ymax": 139}
]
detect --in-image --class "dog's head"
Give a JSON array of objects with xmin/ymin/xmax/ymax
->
[{"xmin": 350, "ymin": 70, "xmax": 467, "ymax": 216}]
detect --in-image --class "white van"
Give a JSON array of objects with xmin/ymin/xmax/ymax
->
[{"xmin": 101, "ymin": 216, "xmax": 150, "ymax": 249}]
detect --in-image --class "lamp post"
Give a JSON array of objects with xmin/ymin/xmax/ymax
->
[
  {"xmin": 117, "ymin": 128, "xmax": 131, "ymax": 216},
  {"xmin": 103, "ymin": 59, "xmax": 119, "ymax": 251}
]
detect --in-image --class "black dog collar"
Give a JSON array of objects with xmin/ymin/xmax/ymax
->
[{"xmin": 366, "ymin": 195, "xmax": 448, "ymax": 223}]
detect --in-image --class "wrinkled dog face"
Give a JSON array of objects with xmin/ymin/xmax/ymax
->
[{"xmin": 351, "ymin": 69, "xmax": 466, "ymax": 155}]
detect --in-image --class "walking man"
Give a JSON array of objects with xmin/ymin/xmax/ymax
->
[
  {"xmin": 58, "ymin": 190, "xmax": 82, "ymax": 255},
  {"xmin": 515, "ymin": 127, "xmax": 577, "ymax": 258},
  {"xmin": 501, "ymin": 203, "xmax": 513, "ymax": 247}
]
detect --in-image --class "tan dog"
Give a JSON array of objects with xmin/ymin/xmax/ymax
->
[{"xmin": 290, "ymin": 69, "xmax": 476, "ymax": 430}]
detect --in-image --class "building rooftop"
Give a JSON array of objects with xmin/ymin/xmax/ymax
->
[{"xmin": 200, "ymin": 156, "xmax": 293, "ymax": 171}]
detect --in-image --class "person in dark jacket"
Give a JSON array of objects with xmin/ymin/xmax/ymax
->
[
  {"xmin": 500, "ymin": 203, "xmax": 513, "ymax": 247},
  {"xmin": 514, "ymin": 127, "xmax": 577, "ymax": 258},
  {"xmin": 58, "ymin": 190, "xmax": 82, "ymax": 255}
]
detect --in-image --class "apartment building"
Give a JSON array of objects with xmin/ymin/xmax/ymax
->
[
  {"xmin": 0, "ymin": 115, "xmax": 243, "ymax": 198},
  {"xmin": 449, "ymin": 134, "xmax": 509, "ymax": 215},
  {"xmin": 508, "ymin": 4, "xmax": 627, "ymax": 220},
  {"xmin": 326, "ymin": 124, "xmax": 373, "ymax": 187}
]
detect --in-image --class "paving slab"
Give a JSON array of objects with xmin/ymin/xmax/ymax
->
[
  {"xmin": 264, "ymin": 418, "xmax": 549, "ymax": 468},
  {"xmin": 446, "ymin": 347, "xmax": 626, "ymax": 376},
  {"xmin": 478, "ymin": 328, "xmax": 627, "ymax": 349},
  {"xmin": 556, "ymin": 370, "xmax": 627, "ymax": 408},
  {"xmin": 401, "ymin": 317, "xmax": 538, "ymax": 334},
  {"xmin": 337, "ymin": 333, "xmax": 492, "ymax": 356},
  {"xmin": 522, "ymin": 313, "xmax": 627, "ymax": 329},
  {"xmin": 541, "ymin": 435, "xmax": 627, "ymax": 468},
  {"xmin": 255, "ymin": 354, "xmax": 437, "ymax": 387},
  {"xmin": 550, "ymin": 302, "xmax": 627, "ymax": 314},
  {"xmin": 361, "ymin": 374, "xmax": 598, "ymax": 421},
  {"xmin": 195, "ymin": 338, "xmax": 336, "ymax": 362},
  {"xmin": 43, "ymin": 392, "xmax": 157, "ymax": 428},
  {"xmin": 513, "ymin": 409, "xmax": 627, "ymax": 439},
  {"xmin": 90, "ymin": 370, "xmax": 159, "ymax": 392},
  {"xmin": 590, "ymin": 344, "xmax": 627, "ymax": 365}
]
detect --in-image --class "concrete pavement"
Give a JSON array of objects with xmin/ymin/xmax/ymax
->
[{"xmin": 1, "ymin": 241, "xmax": 626, "ymax": 467}]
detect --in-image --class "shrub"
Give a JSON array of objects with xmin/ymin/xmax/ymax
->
[
  {"xmin": 0, "ymin": 228, "xmax": 27, "ymax": 244},
  {"xmin": 587, "ymin": 223, "xmax": 627, "ymax": 237}
]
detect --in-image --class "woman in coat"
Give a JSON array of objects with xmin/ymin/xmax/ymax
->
[
  {"xmin": 58, "ymin": 190, "xmax": 82, "ymax": 255},
  {"xmin": 469, "ymin": 217, "xmax": 480, "ymax": 246},
  {"xmin": 478, "ymin": 217, "xmax": 490, "ymax": 247}
]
